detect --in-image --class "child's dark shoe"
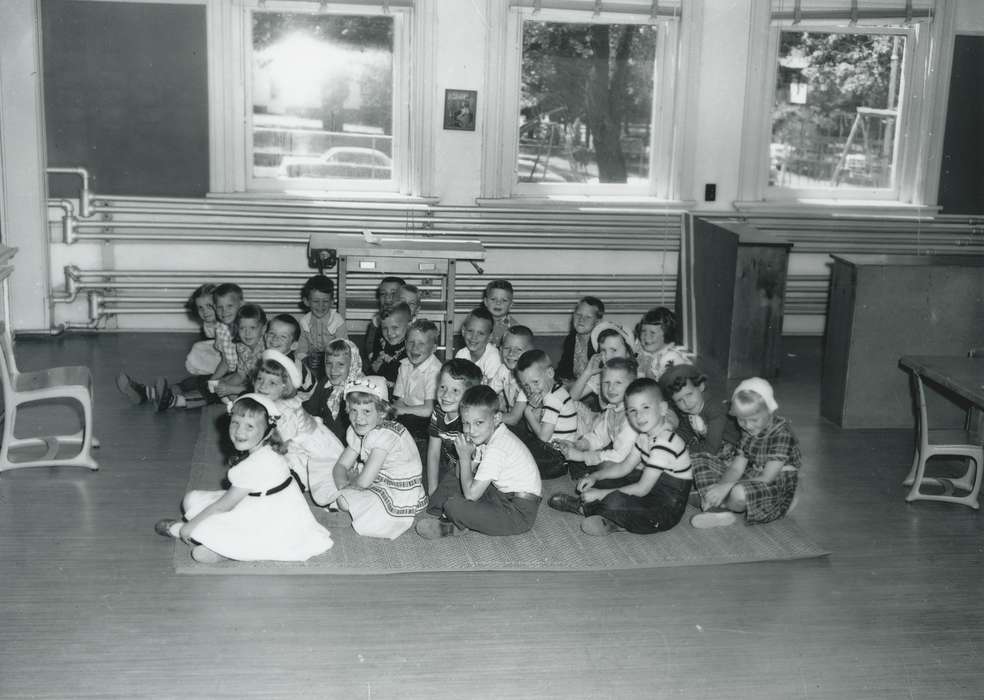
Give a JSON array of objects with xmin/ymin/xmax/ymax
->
[
  {"xmin": 154, "ymin": 518, "xmax": 181, "ymax": 538},
  {"xmin": 690, "ymin": 510, "xmax": 737, "ymax": 529},
  {"xmin": 116, "ymin": 371, "xmax": 147, "ymax": 405},
  {"xmin": 415, "ymin": 518, "xmax": 460, "ymax": 539},
  {"xmin": 547, "ymin": 493, "xmax": 583, "ymax": 515},
  {"xmin": 581, "ymin": 515, "xmax": 622, "ymax": 536},
  {"xmin": 154, "ymin": 377, "xmax": 175, "ymax": 412}
]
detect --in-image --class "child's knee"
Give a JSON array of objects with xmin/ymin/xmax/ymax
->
[{"xmin": 727, "ymin": 484, "xmax": 748, "ymax": 511}]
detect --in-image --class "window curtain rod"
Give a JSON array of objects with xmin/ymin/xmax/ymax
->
[
  {"xmin": 259, "ymin": 0, "xmax": 413, "ymax": 9},
  {"xmin": 772, "ymin": 1, "xmax": 932, "ymax": 23},
  {"xmin": 511, "ymin": 1, "xmax": 681, "ymax": 19}
]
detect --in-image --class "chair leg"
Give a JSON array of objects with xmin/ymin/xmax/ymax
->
[
  {"xmin": 905, "ymin": 450, "xmax": 930, "ymax": 503},
  {"xmin": 903, "ymin": 446, "xmax": 919, "ymax": 486}
]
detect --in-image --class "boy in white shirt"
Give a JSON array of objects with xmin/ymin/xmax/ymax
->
[
  {"xmin": 417, "ymin": 385, "xmax": 541, "ymax": 538},
  {"xmin": 394, "ymin": 319, "xmax": 442, "ymax": 440},
  {"xmin": 489, "ymin": 325, "xmax": 533, "ymax": 427},
  {"xmin": 454, "ymin": 307, "xmax": 503, "ymax": 384}
]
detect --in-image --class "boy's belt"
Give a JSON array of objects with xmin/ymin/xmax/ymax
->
[
  {"xmin": 248, "ymin": 476, "xmax": 294, "ymax": 497},
  {"xmin": 504, "ymin": 491, "xmax": 542, "ymax": 503}
]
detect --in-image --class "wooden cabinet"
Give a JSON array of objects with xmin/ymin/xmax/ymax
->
[
  {"xmin": 681, "ymin": 218, "xmax": 792, "ymax": 381},
  {"xmin": 822, "ymin": 255, "xmax": 984, "ymax": 428}
]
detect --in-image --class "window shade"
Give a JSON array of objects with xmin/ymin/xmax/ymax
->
[
  {"xmin": 770, "ymin": 0, "xmax": 934, "ymax": 23},
  {"xmin": 510, "ymin": 1, "xmax": 682, "ymax": 20}
]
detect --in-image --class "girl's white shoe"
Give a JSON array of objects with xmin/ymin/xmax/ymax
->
[{"xmin": 690, "ymin": 510, "xmax": 737, "ymax": 529}]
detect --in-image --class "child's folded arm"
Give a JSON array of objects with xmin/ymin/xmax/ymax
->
[
  {"xmin": 585, "ymin": 422, "xmax": 636, "ymax": 466},
  {"xmin": 352, "ymin": 448, "xmax": 388, "ymax": 489},
  {"xmin": 501, "ymin": 398, "xmax": 526, "ymax": 426},
  {"xmin": 395, "ymin": 398, "xmax": 434, "ymax": 418},
  {"xmin": 615, "ymin": 467, "xmax": 662, "ymax": 498},
  {"xmin": 751, "ymin": 459, "xmax": 785, "ymax": 484},
  {"xmin": 568, "ymin": 357, "xmax": 600, "ymax": 401}
]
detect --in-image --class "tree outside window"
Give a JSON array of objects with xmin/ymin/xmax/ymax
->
[{"xmin": 519, "ymin": 21, "xmax": 657, "ymax": 186}]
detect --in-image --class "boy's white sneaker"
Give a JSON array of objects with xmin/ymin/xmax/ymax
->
[{"xmin": 691, "ymin": 510, "xmax": 737, "ymax": 529}]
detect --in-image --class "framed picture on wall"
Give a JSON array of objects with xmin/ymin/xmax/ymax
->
[{"xmin": 443, "ymin": 89, "xmax": 477, "ymax": 131}]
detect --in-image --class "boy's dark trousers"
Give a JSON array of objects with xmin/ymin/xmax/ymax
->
[
  {"xmin": 507, "ymin": 421, "xmax": 576, "ymax": 480},
  {"xmin": 583, "ymin": 473, "xmax": 691, "ymax": 534},
  {"xmin": 428, "ymin": 475, "xmax": 539, "ymax": 536}
]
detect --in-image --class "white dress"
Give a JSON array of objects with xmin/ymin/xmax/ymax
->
[
  {"xmin": 340, "ymin": 421, "xmax": 427, "ymax": 540},
  {"xmin": 275, "ymin": 396, "xmax": 345, "ymax": 506},
  {"xmin": 182, "ymin": 446, "xmax": 334, "ymax": 561}
]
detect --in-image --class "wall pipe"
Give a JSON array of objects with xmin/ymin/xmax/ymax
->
[{"xmin": 46, "ymin": 167, "xmax": 91, "ymax": 218}]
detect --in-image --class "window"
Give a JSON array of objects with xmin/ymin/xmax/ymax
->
[
  {"xmin": 484, "ymin": 1, "xmax": 685, "ymax": 199},
  {"xmin": 739, "ymin": 0, "xmax": 942, "ymax": 205},
  {"xmin": 210, "ymin": 1, "xmax": 413, "ymax": 195},
  {"xmin": 770, "ymin": 29, "xmax": 907, "ymax": 193}
]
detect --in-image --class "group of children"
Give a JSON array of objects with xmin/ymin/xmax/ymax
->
[{"xmin": 132, "ymin": 274, "xmax": 801, "ymax": 564}]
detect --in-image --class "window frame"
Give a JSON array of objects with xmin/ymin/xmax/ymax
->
[
  {"xmin": 737, "ymin": 1, "xmax": 945, "ymax": 207},
  {"xmin": 209, "ymin": 0, "xmax": 416, "ymax": 196},
  {"xmin": 483, "ymin": 5, "xmax": 685, "ymax": 200}
]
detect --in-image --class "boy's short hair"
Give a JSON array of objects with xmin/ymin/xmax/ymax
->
[
  {"xmin": 659, "ymin": 364, "xmax": 705, "ymax": 396},
  {"xmin": 236, "ymin": 303, "xmax": 267, "ymax": 326},
  {"xmin": 326, "ymin": 338, "xmax": 352, "ymax": 356},
  {"xmin": 604, "ymin": 356, "xmax": 639, "ymax": 377},
  {"xmin": 186, "ymin": 283, "xmax": 217, "ymax": 315},
  {"xmin": 302, "ymin": 275, "xmax": 334, "ymax": 299},
  {"xmin": 268, "ymin": 313, "xmax": 301, "ymax": 342},
  {"xmin": 515, "ymin": 349, "xmax": 552, "ymax": 374},
  {"xmin": 463, "ymin": 306, "xmax": 494, "ymax": 330},
  {"xmin": 484, "ymin": 279, "xmax": 514, "ymax": 297},
  {"xmin": 214, "ymin": 283, "xmax": 243, "ymax": 302},
  {"xmin": 440, "ymin": 358, "xmax": 483, "ymax": 388},
  {"xmin": 578, "ymin": 296, "xmax": 605, "ymax": 317},
  {"xmin": 505, "ymin": 324, "xmax": 534, "ymax": 341},
  {"xmin": 380, "ymin": 302, "xmax": 412, "ymax": 322},
  {"xmin": 624, "ymin": 377, "xmax": 663, "ymax": 402},
  {"xmin": 376, "ymin": 276, "xmax": 406, "ymax": 296},
  {"xmin": 635, "ymin": 306, "xmax": 679, "ymax": 344},
  {"xmin": 408, "ymin": 318, "xmax": 439, "ymax": 343},
  {"xmin": 459, "ymin": 384, "xmax": 500, "ymax": 413}
]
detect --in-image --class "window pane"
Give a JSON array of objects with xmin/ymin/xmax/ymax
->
[
  {"xmin": 771, "ymin": 31, "xmax": 905, "ymax": 190},
  {"xmin": 520, "ymin": 21, "xmax": 657, "ymax": 185},
  {"xmin": 252, "ymin": 13, "xmax": 393, "ymax": 182}
]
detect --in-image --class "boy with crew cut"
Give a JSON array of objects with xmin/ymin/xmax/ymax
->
[
  {"xmin": 425, "ymin": 358, "xmax": 484, "ymax": 496},
  {"xmin": 417, "ymin": 385, "xmax": 541, "ymax": 539},
  {"xmin": 454, "ymin": 306, "xmax": 503, "ymax": 385},
  {"xmin": 482, "ymin": 279, "xmax": 518, "ymax": 347},
  {"xmin": 394, "ymin": 318, "xmax": 442, "ymax": 440},
  {"xmin": 554, "ymin": 356, "xmax": 640, "ymax": 480},
  {"xmin": 515, "ymin": 349, "xmax": 584, "ymax": 480}
]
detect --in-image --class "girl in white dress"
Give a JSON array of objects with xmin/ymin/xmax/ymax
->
[
  {"xmin": 253, "ymin": 349, "xmax": 345, "ymax": 506},
  {"xmin": 320, "ymin": 376, "xmax": 428, "ymax": 540},
  {"xmin": 154, "ymin": 394, "xmax": 334, "ymax": 563}
]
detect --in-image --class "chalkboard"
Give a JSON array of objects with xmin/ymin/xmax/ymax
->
[
  {"xmin": 42, "ymin": 0, "xmax": 209, "ymax": 198},
  {"xmin": 938, "ymin": 34, "xmax": 984, "ymax": 215}
]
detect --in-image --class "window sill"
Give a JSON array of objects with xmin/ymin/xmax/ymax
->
[
  {"xmin": 475, "ymin": 196, "xmax": 696, "ymax": 213},
  {"xmin": 733, "ymin": 199, "xmax": 940, "ymax": 220},
  {"xmin": 207, "ymin": 191, "xmax": 439, "ymax": 208}
]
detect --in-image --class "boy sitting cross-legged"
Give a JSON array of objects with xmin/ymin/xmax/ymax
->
[
  {"xmin": 553, "ymin": 357, "xmax": 640, "ymax": 481},
  {"xmin": 393, "ymin": 318, "xmax": 442, "ymax": 441},
  {"xmin": 548, "ymin": 378, "xmax": 692, "ymax": 536},
  {"xmin": 690, "ymin": 378, "xmax": 801, "ymax": 529},
  {"xmin": 515, "ymin": 349, "xmax": 586, "ymax": 480},
  {"xmin": 417, "ymin": 385, "xmax": 542, "ymax": 539},
  {"xmin": 425, "ymin": 358, "xmax": 484, "ymax": 496}
]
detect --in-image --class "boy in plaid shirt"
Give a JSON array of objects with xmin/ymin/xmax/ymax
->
[{"xmin": 690, "ymin": 378, "xmax": 801, "ymax": 528}]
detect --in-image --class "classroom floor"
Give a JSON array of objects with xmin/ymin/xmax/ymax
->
[{"xmin": 0, "ymin": 333, "xmax": 981, "ymax": 699}]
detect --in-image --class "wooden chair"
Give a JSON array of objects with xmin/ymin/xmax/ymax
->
[
  {"xmin": 0, "ymin": 323, "xmax": 98, "ymax": 473},
  {"xmin": 903, "ymin": 370, "xmax": 982, "ymax": 509}
]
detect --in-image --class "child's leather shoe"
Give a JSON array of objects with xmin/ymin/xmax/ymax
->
[{"xmin": 547, "ymin": 493, "xmax": 583, "ymax": 515}]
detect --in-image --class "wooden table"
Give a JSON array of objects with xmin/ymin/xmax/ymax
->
[{"xmin": 898, "ymin": 355, "xmax": 984, "ymax": 409}]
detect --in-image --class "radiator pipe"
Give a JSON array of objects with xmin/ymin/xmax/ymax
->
[{"xmin": 46, "ymin": 167, "xmax": 92, "ymax": 218}]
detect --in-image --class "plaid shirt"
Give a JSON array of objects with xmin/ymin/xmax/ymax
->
[
  {"xmin": 213, "ymin": 322, "xmax": 238, "ymax": 372},
  {"xmin": 738, "ymin": 415, "xmax": 802, "ymax": 474},
  {"xmin": 490, "ymin": 314, "xmax": 518, "ymax": 346},
  {"xmin": 236, "ymin": 339, "xmax": 265, "ymax": 375}
]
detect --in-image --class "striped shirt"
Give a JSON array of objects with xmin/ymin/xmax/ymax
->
[
  {"xmin": 634, "ymin": 428, "xmax": 692, "ymax": 480},
  {"xmin": 540, "ymin": 382, "xmax": 581, "ymax": 440}
]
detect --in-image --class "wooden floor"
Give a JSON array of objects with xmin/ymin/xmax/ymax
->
[{"xmin": 1, "ymin": 333, "xmax": 981, "ymax": 699}]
